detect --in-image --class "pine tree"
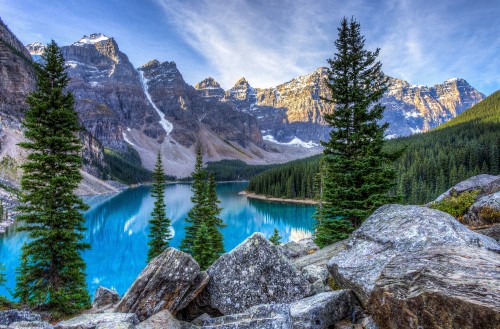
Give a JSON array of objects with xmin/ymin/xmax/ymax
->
[
  {"xmin": 147, "ymin": 151, "xmax": 172, "ymax": 262},
  {"xmin": 204, "ymin": 174, "xmax": 225, "ymax": 259},
  {"xmin": 269, "ymin": 228, "xmax": 282, "ymax": 245},
  {"xmin": 180, "ymin": 148, "xmax": 207, "ymax": 254},
  {"xmin": 191, "ymin": 222, "xmax": 214, "ymax": 270},
  {"xmin": 314, "ymin": 17, "xmax": 399, "ymax": 247},
  {"xmin": 15, "ymin": 40, "xmax": 90, "ymax": 313}
]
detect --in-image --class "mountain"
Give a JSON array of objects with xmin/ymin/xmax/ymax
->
[
  {"xmin": 1, "ymin": 21, "xmax": 488, "ymax": 185},
  {"xmin": 0, "ymin": 25, "xmax": 122, "ymax": 194},
  {"xmin": 247, "ymin": 91, "xmax": 500, "ymax": 204},
  {"xmin": 220, "ymin": 69, "xmax": 485, "ymax": 143}
]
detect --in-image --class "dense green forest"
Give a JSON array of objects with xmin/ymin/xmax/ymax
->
[
  {"xmin": 103, "ymin": 147, "xmax": 154, "ymax": 184},
  {"xmin": 247, "ymin": 91, "xmax": 500, "ymax": 204},
  {"xmin": 204, "ymin": 160, "xmax": 276, "ymax": 181},
  {"xmin": 247, "ymin": 155, "xmax": 320, "ymax": 199}
]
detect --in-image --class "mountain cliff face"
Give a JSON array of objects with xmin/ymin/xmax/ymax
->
[
  {"xmin": 61, "ymin": 34, "xmax": 165, "ymax": 152},
  {"xmin": 222, "ymin": 68, "xmax": 485, "ymax": 143}
]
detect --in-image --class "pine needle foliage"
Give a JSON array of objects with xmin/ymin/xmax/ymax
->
[
  {"xmin": 15, "ymin": 40, "xmax": 90, "ymax": 314},
  {"xmin": 269, "ymin": 228, "xmax": 282, "ymax": 245},
  {"xmin": 180, "ymin": 149, "xmax": 225, "ymax": 270},
  {"xmin": 314, "ymin": 17, "xmax": 400, "ymax": 247},
  {"xmin": 147, "ymin": 151, "xmax": 172, "ymax": 262}
]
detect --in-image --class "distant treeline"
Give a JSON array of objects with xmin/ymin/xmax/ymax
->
[
  {"xmin": 247, "ymin": 91, "xmax": 500, "ymax": 204},
  {"xmin": 204, "ymin": 160, "xmax": 276, "ymax": 181}
]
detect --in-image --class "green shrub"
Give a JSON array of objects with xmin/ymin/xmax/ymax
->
[
  {"xmin": 429, "ymin": 189, "xmax": 480, "ymax": 220},
  {"xmin": 479, "ymin": 206, "xmax": 500, "ymax": 225}
]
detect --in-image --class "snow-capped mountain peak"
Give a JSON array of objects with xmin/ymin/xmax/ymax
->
[
  {"xmin": 73, "ymin": 33, "xmax": 110, "ymax": 46},
  {"xmin": 26, "ymin": 42, "xmax": 46, "ymax": 55}
]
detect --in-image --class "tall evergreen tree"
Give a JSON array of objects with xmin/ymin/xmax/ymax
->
[
  {"xmin": 204, "ymin": 174, "xmax": 225, "ymax": 258},
  {"xmin": 314, "ymin": 18, "xmax": 399, "ymax": 247},
  {"xmin": 180, "ymin": 148, "xmax": 207, "ymax": 254},
  {"xmin": 147, "ymin": 151, "xmax": 172, "ymax": 262},
  {"xmin": 15, "ymin": 40, "xmax": 90, "ymax": 313}
]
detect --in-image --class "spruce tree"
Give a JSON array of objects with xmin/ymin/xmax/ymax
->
[
  {"xmin": 147, "ymin": 151, "xmax": 172, "ymax": 262},
  {"xmin": 204, "ymin": 174, "xmax": 225, "ymax": 259},
  {"xmin": 15, "ymin": 40, "xmax": 90, "ymax": 313},
  {"xmin": 314, "ymin": 18, "xmax": 399, "ymax": 247},
  {"xmin": 269, "ymin": 228, "xmax": 282, "ymax": 245},
  {"xmin": 180, "ymin": 148, "xmax": 207, "ymax": 254}
]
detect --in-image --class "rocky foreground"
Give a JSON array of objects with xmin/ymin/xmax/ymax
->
[{"xmin": 1, "ymin": 175, "xmax": 499, "ymax": 329}]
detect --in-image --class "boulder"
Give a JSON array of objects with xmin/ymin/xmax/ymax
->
[
  {"xmin": 136, "ymin": 310, "xmax": 187, "ymax": 329},
  {"xmin": 280, "ymin": 238, "xmax": 319, "ymax": 259},
  {"xmin": 0, "ymin": 311, "xmax": 41, "ymax": 326},
  {"xmin": 434, "ymin": 174, "xmax": 500, "ymax": 202},
  {"xmin": 327, "ymin": 204, "xmax": 499, "ymax": 306},
  {"xmin": 55, "ymin": 313, "xmax": 139, "ymax": 329},
  {"xmin": 93, "ymin": 286, "xmax": 120, "ymax": 308},
  {"xmin": 369, "ymin": 246, "xmax": 500, "ymax": 329},
  {"xmin": 293, "ymin": 241, "xmax": 346, "ymax": 271},
  {"xmin": 301, "ymin": 265, "xmax": 331, "ymax": 294},
  {"xmin": 94, "ymin": 323, "xmax": 134, "ymax": 329},
  {"xmin": 115, "ymin": 248, "xmax": 209, "ymax": 321},
  {"xmin": 464, "ymin": 191, "xmax": 500, "ymax": 227},
  {"xmin": 476, "ymin": 223, "xmax": 500, "ymax": 241},
  {"xmin": 191, "ymin": 304, "xmax": 291, "ymax": 329},
  {"xmin": 7, "ymin": 322, "xmax": 53, "ymax": 329},
  {"xmin": 290, "ymin": 291, "xmax": 356, "ymax": 329},
  {"xmin": 203, "ymin": 233, "xmax": 313, "ymax": 315}
]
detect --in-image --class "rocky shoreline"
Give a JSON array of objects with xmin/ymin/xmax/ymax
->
[
  {"xmin": 1, "ymin": 175, "xmax": 499, "ymax": 329},
  {"xmin": 239, "ymin": 191, "xmax": 319, "ymax": 205}
]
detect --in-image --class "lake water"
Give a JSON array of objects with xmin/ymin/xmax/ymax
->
[{"xmin": 0, "ymin": 182, "xmax": 315, "ymax": 299}]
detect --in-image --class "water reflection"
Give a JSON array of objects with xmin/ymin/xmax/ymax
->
[{"xmin": 0, "ymin": 182, "xmax": 315, "ymax": 298}]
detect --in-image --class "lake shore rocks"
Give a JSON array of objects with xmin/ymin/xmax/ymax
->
[
  {"xmin": 92, "ymin": 286, "xmax": 120, "ymax": 309},
  {"xmin": 327, "ymin": 204, "xmax": 499, "ymax": 307},
  {"xmin": 369, "ymin": 245, "xmax": 500, "ymax": 329},
  {"xmin": 0, "ymin": 311, "xmax": 41, "ymax": 327},
  {"xmin": 115, "ymin": 248, "xmax": 208, "ymax": 321},
  {"xmin": 280, "ymin": 238, "xmax": 319, "ymax": 259},
  {"xmin": 201, "ymin": 233, "xmax": 313, "ymax": 315},
  {"xmin": 54, "ymin": 313, "xmax": 138, "ymax": 329},
  {"xmin": 290, "ymin": 291, "xmax": 356, "ymax": 329},
  {"xmin": 464, "ymin": 191, "xmax": 500, "ymax": 227},
  {"xmin": 434, "ymin": 174, "xmax": 500, "ymax": 202}
]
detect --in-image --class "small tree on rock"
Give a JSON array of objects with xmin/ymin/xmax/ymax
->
[
  {"xmin": 269, "ymin": 228, "xmax": 282, "ymax": 245},
  {"xmin": 147, "ymin": 151, "xmax": 172, "ymax": 262}
]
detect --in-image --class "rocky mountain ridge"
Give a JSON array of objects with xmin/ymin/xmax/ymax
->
[{"xmin": 1, "ymin": 22, "xmax": 488, "ymax": 182}]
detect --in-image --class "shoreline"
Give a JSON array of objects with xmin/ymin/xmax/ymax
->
[{"xmin": 239, "ymin": 191, "xmax": 318, "ymax": 205}]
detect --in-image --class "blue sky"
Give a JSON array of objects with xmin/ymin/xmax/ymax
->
[{"xmin": 2, "ymin": 0, "xmax": 499, "ymax": 94}]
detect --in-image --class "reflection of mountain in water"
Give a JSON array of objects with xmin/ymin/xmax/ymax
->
[{"xmin": 0, "ymin": 182, "xmax": 315, "ymax": 299}]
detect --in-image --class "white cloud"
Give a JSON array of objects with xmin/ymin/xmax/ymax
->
[{"xmin": 154, "ymin": 0, "xmax": 336, "ymax": 89}]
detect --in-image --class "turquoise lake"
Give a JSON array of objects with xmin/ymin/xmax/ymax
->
[{"xmin": 0, "ymin": 182, "xmax": 315, "ymax": 298}]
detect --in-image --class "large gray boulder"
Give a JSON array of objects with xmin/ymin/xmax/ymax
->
[
  {"xmin": 464, "ymin": 191, "xmax": 500, "ymax": 227},
  {"xmin": 435, "ymin": 174, "xmax": 500, "ymax": 202},
  {"xmin": 55, "ymin": 313, "xmax": 139, "ymax": 329},
  {"xmin": 136, "ymin": 310, "xmax": 188, "ymax": 329},
  {"xmin": 0, "ymin": 311, "xmax": 41, "ymax": 326},
  {"xmin": 115, "ymin": 248, "xmax": 209, "ymax": 321},
  {"xmin": 6, "ymin": 321, "xmax": 53, "ymax": 329},
  {"xmin": 327, "ymin": 204, "xmax": 499, "ymax": 306},
  {"xmin": 203, "ymin": 233, "xmax": 313, "ymax": 315},
  {"xmin": 280, "ymin": 238, "xmax": 319, "ymax": 259},
  {"xmin": 191, "ymin": 304, "xmax": 291, "ymax": 329},
  {"xmin": 93, "ymin": 286, "xmax": 120, "ymax": 308},
  {"xmin": 293, "ymin": 241, "xmax": 346, "ymax": 271},
  {"xmin": 476, "ymin": 223, "xmax": 500, "ymax": 241},
  {"xmin": 290, "ymin": 291, "xmax": 356, "ymax": 329},
  {"xmin": 369, "ymin": 246, "xmax": 500, "ymax": 329}
]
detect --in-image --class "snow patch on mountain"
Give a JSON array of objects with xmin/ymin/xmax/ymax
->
[
  {"xmin": 263, "ymin": 135, "xmax": 318, "ymax": 148},
  {"xmin": 122, "ymin": 132, "xmax": 136, "ymax": 146},
  {"xmin": 138, "ymin": 70, "xmax": 173, "ymax": 135}
]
